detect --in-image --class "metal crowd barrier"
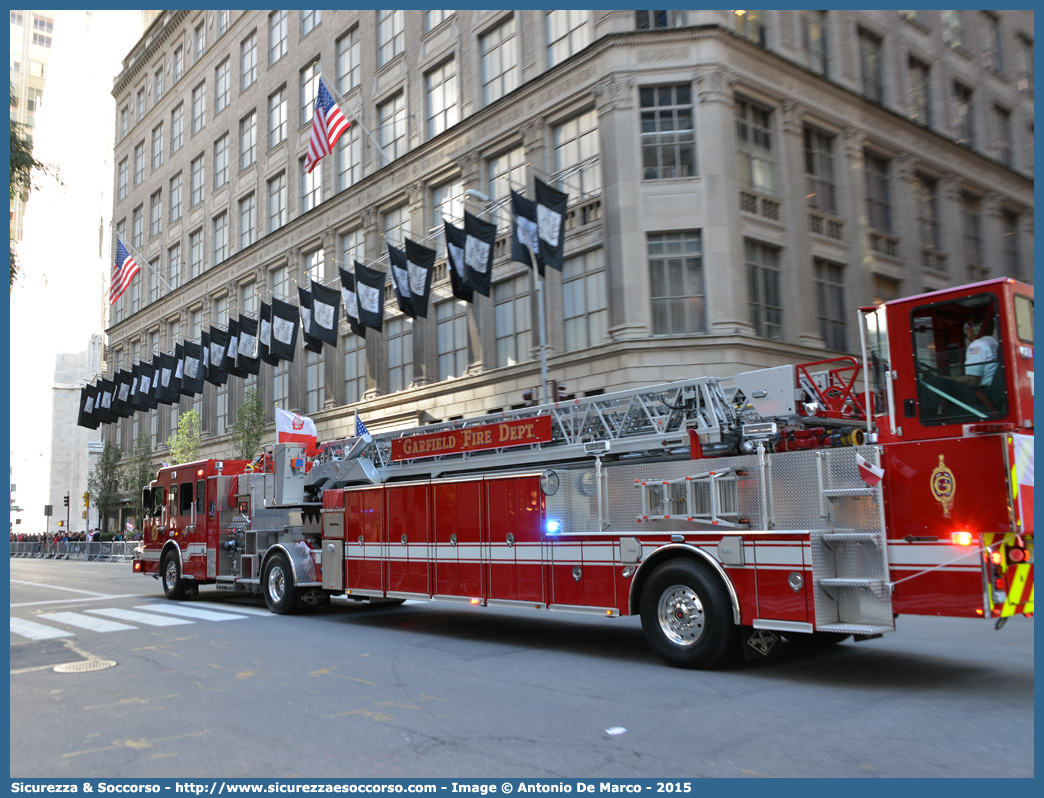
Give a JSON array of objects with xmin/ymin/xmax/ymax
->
[{"xmin": 8, "ymin": 540, "xmax": 140, "ymax": 562}]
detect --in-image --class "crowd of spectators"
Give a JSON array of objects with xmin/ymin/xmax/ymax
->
[{"xmin": 10, "ymin": 527, "xmax": 143, "ymax": 545}]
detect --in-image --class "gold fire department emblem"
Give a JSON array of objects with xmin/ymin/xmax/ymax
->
[{"xmin": 930, "ymin": 455, "xmax": 956, "ymax": 518}]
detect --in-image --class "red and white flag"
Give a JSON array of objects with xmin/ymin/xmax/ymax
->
[
  {"xmin": 856, "ymin": 453, "xmax": 884, "ymax": 487},
  {"xmin": 305, "ymin": 77, "xmax": 350, "ymax": 173},
  {"xmin": 276, "ymin": 407, "xmax": 321, "ymax": 456}
]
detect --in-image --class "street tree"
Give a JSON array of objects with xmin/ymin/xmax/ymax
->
[
  {"xmin": 166, "ymin": 409, "xmax": 202, "ymax": 464},
  {"xmin": 122, "ymin": 432, "xmax": 156, "ymax": 530},
  {"xmin": 87, "ymin": 441, "xmax": 123, "ymax": 533},
  {"xmin": 10, "ymin": 90, "xmax": 58, "ymax": 288},
  {"xmin": 229, "ymin": 386, "xmax": 267, "ymax": 460}
]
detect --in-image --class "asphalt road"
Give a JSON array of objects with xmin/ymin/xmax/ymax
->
[{"xmin": 9, "ymin": 558, "xmax": 1034, "ymax": 778}]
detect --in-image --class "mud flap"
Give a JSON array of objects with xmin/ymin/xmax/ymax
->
[
  {"xmin": 298, "ymin": 589, "xmax": 329, "ymax": 608},
  {"xmin": 741, "ymin": 626, "xmax": 782, "ymax": 660}
]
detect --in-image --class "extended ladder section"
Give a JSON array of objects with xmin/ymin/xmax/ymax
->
[
  {"xmin": 637, "ymin": 467, "xmax": 743, "ymax": 528},
  {"xmin": 309, "ymin": 374, "xmax": 742, "ymax": 487}
]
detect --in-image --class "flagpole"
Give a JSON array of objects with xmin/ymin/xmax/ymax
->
[
  {"xmin": 314, "ymin": 64, "xmax": 390, "ymax": 168},
  {"xmin": 119, "ymin": 233, "xmax": 173, "ymax": 292}
]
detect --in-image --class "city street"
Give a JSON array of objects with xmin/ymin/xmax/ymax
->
[{"xmin": 10, "ymin": 558, "xmax": 1034, "ymax": 778}]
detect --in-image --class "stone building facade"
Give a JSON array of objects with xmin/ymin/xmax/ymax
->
[{"xmin": 104, "ymin": 9, "xmax": 1034, "ymax": 458}]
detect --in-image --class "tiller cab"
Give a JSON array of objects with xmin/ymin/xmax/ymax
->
[{"xmin": 136, "ymin": 279, "xmax": 1033, "ymax": 668}]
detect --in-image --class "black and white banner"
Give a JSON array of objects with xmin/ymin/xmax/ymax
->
[
  {"xmin": 354, "ymin": 261, "xmax": 385, "ymax": 332},
  {"xmin": 443, "ymin": 221, "xmax": 474, "ymax": 303},
  {"xmin": 405, "ymin": 239, "xmax": 435, "ymax": 319},
  {"xmin": 339, "ymin": 267, "xmax": 366, "ymax": 338},
  {"xmin": 535, "ymin": 177, "xmax": 567, "ymax": 273},
  {"xmin": 387, "ymin": 244, "xmax": 415, "ymax": 318},
  {"xmin": 298, "ymin": 285, "xmax": 324, "ymax": 354},
  {"xmin": 464, "ymin": 211, "xmax": 496, "ymax": 297},
  {"xmin": 206, "ymin": 326, "xmax": 229, "ymax": 386},
  {"xmin": 270, "ymin": 297, "xmax": 299, "ymax": 362},
  {"xmin": 236, "ymin": 314, "xmax": 261, "ymax": 375},
  {"xmin": 309, "ymin": 279, "xmax": 341, "ymax": 346},
  {"xmin": 510, "ymin": 189, "xmax": 542, "ymax": 275}
]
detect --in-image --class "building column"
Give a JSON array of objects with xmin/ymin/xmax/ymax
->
[
  {"xmin": 458, "ymin": 149, "xmax": 491, "ymax": 374},
  {"xmin": 843, "ymin": 127, "xmax": 873, "ymax": 310},
  {"xmin": 778, "ymin": 99, "xmax": 824, "ymax": 347},
  {"xmin": 593, "ymin": 72, "xmax": 644, "ymax": 341},
  {"xmin": 321, "ymin": 227, "xmax": 340, "ymax": 408},
  {"xmin": 939, "ymin": 172, "xmax": 963, "ymax": 287},
  {"xmin": 286, "ymin": 246, "xmax": 306, "ymax": 412},
  {"xmin": 361, "ymin": 208, "xmax": 383, "ymax": 399},
  {"xmin": 892, "ymin": 152, "xmax": 924, "ymax": 294}
]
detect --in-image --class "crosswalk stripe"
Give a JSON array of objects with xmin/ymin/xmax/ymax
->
[
  {"xmin": 11, "ymin": 617, "xmax": 75, "ymax": 640},
  {"xmin": 134, "ymin": 604, "xmax": 247, "ymax": 621},
  {"xmin": 38, "ymin": 612, "xmax": 136, "ymax": 633},
  {"xmin": 183, "ymin": 601, "xmax": 272, "ymax": 616},
  {"xmin": 87, "ymin": 608, "xmax": 194, "ymax": 627}
]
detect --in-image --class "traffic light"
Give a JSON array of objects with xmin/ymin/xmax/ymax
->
[
  {"xmin": 58, "ymin": 521, "xmax": 64, "ymax": 528},
  {"xmin": 63, "ymin": 494, "xmax": 69, "ymax": 508},
  {"xmin": 550, "ymin": 380, "xmax": 569, "ymax": 403},
  {"xmin": 83, "ymin": 492, "xmax": 90, "ymax": 509},
  {"xmin": 522, "ymin": 387, "xmax": 540, "ymax": 407}
]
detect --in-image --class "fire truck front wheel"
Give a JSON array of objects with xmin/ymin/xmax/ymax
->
[
  {"xmin": 640, "ymin": 559, "xmax": 738, "ymax": 669},
  {"xmin": 161, "ymin": 553, "xmax": 188, "ymax": 600},
  {"xmin": 263, "ymin": 552, "xmax": 300, "ymax": 615}
]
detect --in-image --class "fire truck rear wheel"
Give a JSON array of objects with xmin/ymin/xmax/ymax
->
[
  {"xmin": 781, "ymin": 631, "xmax": 850, "ymax": 645},
  {"xmin": 161, "ymin": 553, "xmax": 187, "ymax": 600},
  {"xmin": 263, "ymin": 552, "xmax": 300, "ymax": 615},
  {"xmin": 640, "ymin": 559, "xmax": 738, "ymax": 669}
]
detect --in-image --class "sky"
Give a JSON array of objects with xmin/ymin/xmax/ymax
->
[{"xmin": 9, "ymin": 10, "xmax": 144, "ymax": 530}]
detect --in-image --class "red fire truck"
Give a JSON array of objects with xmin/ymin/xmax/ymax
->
[{"xmin": 134, "ymin": 278, "xmax": 1034, "ymax": 668}]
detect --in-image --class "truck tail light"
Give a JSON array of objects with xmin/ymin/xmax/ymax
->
[
  {"xmin": 991, "ymin": 551, "xmax": 1003, "ymax": 565},
  {"xmin": 951, "ymin": 531, "xmax": 973, "ymax": 546},
  {"xmin": 133, "ymin": 560, "xmax": 142, "ymax": 572}
]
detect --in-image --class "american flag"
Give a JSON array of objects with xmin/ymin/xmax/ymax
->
[
  {"xmin": 355, "ymin": 413, "xmax": 370, "ymax": 438},
  {"xmin": 110, "ymin": 238, "xmax": 141, "ymax": 305},
  {"xmin": 305, "ymin": 77, "xmax": 350, "ymax": 174}
]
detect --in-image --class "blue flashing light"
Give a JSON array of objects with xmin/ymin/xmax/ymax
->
[{"xmin": 546, "ymin": 519, "xmax": 562, "ymax": 535}]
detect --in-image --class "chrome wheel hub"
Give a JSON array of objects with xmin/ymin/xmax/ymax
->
[
  {"xmin": 164, "ymin": 560, "xmax": 178, "ymax": 590},
  {"xmin": 657, "ymin": 584, "xmax": 705, "ymax": 647},
  {"xmin": 268, "ymin": 564, "xmax": 287, "ymax": 605}
]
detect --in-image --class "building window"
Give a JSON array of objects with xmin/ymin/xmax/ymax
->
[
  {"xmin": 120, "ymin": 107, "xmax": 129, "ymax": 140},
  {"xmin": 215, "ymin": 59, "xmax": 230, "ymax": 114},
  {"xmin": 804, "ymin": 128, "xmax": 836, "ymax": 214},
  {"xmin": 648, "ymin": 231, "xmax": 704, "ymax": 335},
  {"xmin": 814, "ymin": 259, "xmax": 846, "ymax": 351},
  {"xmin": 301, "ymin": 64, "xmax": 320, "ymax": 126},
  {"xmin": 151, "ymin": 124, "xmax": 164, "ymax": 170},
  {"xmin": 1016, "ymin": 36, "xmax": 1033, "ymax": 94},
  {"xmin": 337, "ymin": 29, "xmax": 360, "ymax": 95},
  {"xmin": 194, "ymin": 21, "xmax": 206, "ymax": 61},
  {"xmin": 562, "ymin": 249, "xmax": 607, "ymax": 352},
  {"xmin": 271, "ymin": 264, "xmax": 290, "ymax": 300},
  {"xmin": 864, "ymin": 152, "xmax": 892, "ymax": 234},
  {"xmin": 301, "ymin": 158, "xmax": 322, "ymax": 212},
  {"xmin": 301, "ymin": 10, "xmax": 321, "ymax": 37},
  {"xmin": 858, "ymin": 28, "xmax": 884, "ymax": 104},
  {"xmin": 426, "ymin": 59, "xmax": 459, "ymax": 138},
  {"xmin": 241, "ymin": 31, "xmax": 257, "ymax": 90},
  {"xmin": 213, "ymin": 212, "xmax": 228, "ymax": 264},
  {"xmin": 168, "ymin": 243, "xmax": 181, "ymax": 290},
  {"xmin": 953, "ymin": 82, "xmax": 974, "ymax": 148},
  {"xmin": 344, "ymin": 337, "xmax": 366, "ymax": 405},
  {"xmin": 173, "ymin": 45, "xmax": 184, "ymax": 83},
  {"xmin": 426, "ymin": 11, "xmax": 451, "ymax": 31},
  {"xmin": 190, "ymin": 156, "xmax": 205, "ymax": 206},
  {"xmin": 214, "ymin": 134, "xmax": 229, "ymax": 187},
  {"xmin": 132, "ymin": 206, "xmax": 143, "ymax": 248},
  {"xmin": 386, "ymin": 316, "xmax": 413, "ymax": 393},
  {"xmin": 337, "ymin": 125, "xmax": 362, "ymax": 192},
  {"xmin": 913, "ymin": 174, "xmax": 939, "ymax": 249},
  {"xmin": 378, "ymin": 10, "xmax": 404, "ymax": 66},
  {"xmin": 154, "ymin": 65, "xmax": 164, "ymax": 102},
  {"xmin": 215, "ymin": 383, "xmax": 228, "ymax": 436},
  {"xmin": 872, "ymin": 275, "xmax": 900, "ymax": 306},
  {"xmin": 745, "ymin": 240, "xmax": 782, "ymax": 340},
  {"xmin": 150, "ymin": 191, "xmax": 162, "ymax": 238},
  {"xmin": 941, "ymin": 10, "xmax": 963, "ymax": 50},
  {"xmin": 908, "ymin": 58, "xmax": 931, "ymax": 126},
  {"xmin": 802, "ymin": 11, "xmax": 828, "ymax": 76},
  {"xmin": 306, "ymin": 351, "xmax": 325, "ymax": 413},
  {"xmin": 482, "ymin": 17, "xmax": 519, "ymax": 106},
  {"xmin": 733, "ymin": 10, "xmax": 765, "ymax": 46},
  {"xmin": 962, "ymin": 194, "xmax": 982, "ymax": 268},
  {"xmin": 553, "ymin": 110, "xmax": 601, "ymax": 197},
  {"xmin": 640, "ymin": 84, "xmax": 696, "ymax": 180},
  {"xmin": 269, "ymin": 87, "xmax": 287, "ymax": 146},
  {"xmin": 270, "ymin": 11, "xmax": 287, "ymax": 65},
  {"xmin": 382, "ymin": 204, "xmax": 410, "ymax": 250},
  {"xmin": 189, "ymin": 229, "xmax": 204, "ymax": 278},
  {"xmin": 735, "ymin": 97, "xmax": 773, "ymax": 195},
  {"xmin": 272, "ymin": 361, "xmax": 289, "ymax": 410},
  {"xmin": 983, "ymin": 13, "xmax": 1003, "ymax": 75},
  {"xmin": 240, "ymin": 111, "xmax": 256, "ymax": 169},
  {"xmin": 635, "ymin": 10, "xmax": 684, "ymax": 29},
  {"xmin": 341, "ymin": 228, "xmax": 364, "ymax": 270},
  {"xmin": 136, "ymin": 87, "xmax": 145, "ymax": 122},
  {"xmin": 432, "ymin": 180, "xmax": 463, "ymax": 259},
  {"xmin": 134, "ymin": 142, "xmax": 145, "ymax": 185},
  {"xmin": 117, "ymin": 158, "xmax": 128, "ymax": 200},
  {"xmin": 488, "ymin": 146, "xmax": 525, "ymax": 204},
  {"xmin": 437, "ymin": 300, "xmax": 469, "ymax": 380},
  {"xmin": 268, "ymin": 172, "xmax": 287, "ymax": 232},
  {"xmin": 239, "ymin": 194, "xmax": 255, "ymax": 249},
  {"xmin": 547, "ymin": 11, "xmax": 590, "ymax": 67},
  {"xmin": 378, "ymin": 92, "xmax": 407, "ymax": 162},
  {"xmin": 898, "ymin": 10, "xmax": 922, "ymax": 25},
  {"xmin": 993, "ymin": 105, "xmax": 1012, "ymax": 167},
  {"xmin": 171, "ymin": 104, "xmax": 184, "ymax": 152},
  {"xmin": 169, "ymin": 173, "xmax": 182, "ymax": 221},
  {"xmin": 241, "ymin": 281, "xmax": 258, "ymax": 316},
  {"xmin": 305, "ymin": 249, "xmax": 325, "ymax": 285},
  {"xmin": 192, "ymin": 82, "xmax": 206, "ymax": 134},
  {"xmin": 1003, "ymin": 212, "xmax": 1020, "ymax": 279},
  {"xmin": 494, "ymin": 274, "xmax": 532, "ymax": 367}
]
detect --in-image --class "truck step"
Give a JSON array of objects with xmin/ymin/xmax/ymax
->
[
  {"xmin": 816, "ymin": 623, "xmax": 894, "ymax": 635},
  {"xmin": 823, "ymin": 487, "xmax": 876, "ymax": 499},
  {"xmin": 822, "ymin": 531, "xmax": 879, "ymax": 543},
  {"xmin": 819, "ymin": 577, "xmax": 885, "ymax": 589}
]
